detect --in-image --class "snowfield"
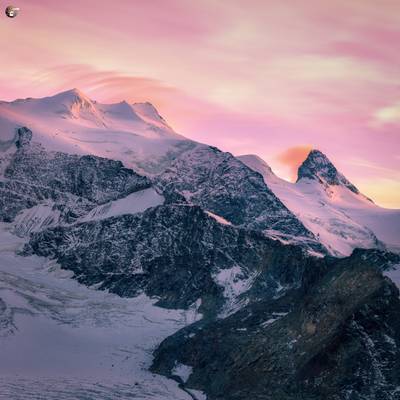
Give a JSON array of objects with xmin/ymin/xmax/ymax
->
[
  {"xmin": 238, "ymin": 154, "xmax": 400, "ymax": 256},
  {"xmin": 0, "ymin": 89, "xmax": 195, "ymax": 176},
  {"xmin": 1, "ymin": 89, "xmax": 399, "ymax": 399},
  {"xmin": 80, "ymin": 188, "xmax": 165, "ymax": 222},
  {"xmin": 0, "ymin": 223, "xmax": 203, "ymax": 400}
]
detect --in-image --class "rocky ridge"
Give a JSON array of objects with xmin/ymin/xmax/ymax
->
[
  {"xmin": 0, "ymin": 127, "xmax": 150, "ymax": 230},
  {"xmin": 156, "ymin": 145, "xmax": 324, "ymax": 253},
  {"xmin": 0, "ymin": 94, "xmax": 399, "ymax": 400},
  {"xmin": 152, "ymin": 249, "xmax": 400, "ymax": 400},
  {"xmin": 297, "ymin": 149, "xmax": 363, "ymax": 196}
]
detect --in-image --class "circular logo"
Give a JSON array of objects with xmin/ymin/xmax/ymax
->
[{"xmin": 5, "ymin": 5, "xmax": 19, "ymax": 18}]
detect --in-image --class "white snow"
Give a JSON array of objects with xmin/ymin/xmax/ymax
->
[
  {"xmin": 172, "ymin": 363, "xmax": 193, "ymax": 383},
  {"xmin": 0, "ymin": 89, "xmax": 193, "ymax": 176},
  {"xmin": 0, "ymin": 222, "xmax": 204, "ymax": 400},
  {"xmin": 80, "ymin": 188, "xmax": 164, "ymax": 222},
  {"xmin": 132, "ymin": 102, "xmax": 171, "ymax": 130},
  {"xmin": 186, "ymin": 390, "xmax": 208, "ymax": 400},
  {"xmin": 12, "ymin": 201, "xmax": 62, "ymax": 236},
  {"xmin": 205, "ymin": 211, "xmax": 232, "ymax": 226},
  {"xmin": 239, "ymin": 154, "xmax": 400, "ymax": 256},
  {"xmin": 261, "ymin": 318, "xmax": 278, "ymax": 327},
  {"xmin": 213, "ymin": 265, "xmax": 258, "ymax": 317},
  {"xmin": 260, "ymin": 312, "xmax": 288, "ymax": 328}
]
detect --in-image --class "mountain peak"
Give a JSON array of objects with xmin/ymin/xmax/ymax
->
[
  {"xmin": 63, "ymin": 87, "xmax": 87, "ymax": 97},
  {"xmin": 132, "ymin": 102, "xmax": 169, "ymax": 127},
  {"xmin": 41, "ymin": 88, "xmax": 108, "ymax": 125},
  {"xmin": 237, "ymin": 154, "xmax": 276, "ymax": 180},
  {"xmin": 50, "ymin": 88, "xmax": 93, "ymax": 105},
  {"xmin": 297, "ymin": 149, "xmax": 359, "ymax": 194}
]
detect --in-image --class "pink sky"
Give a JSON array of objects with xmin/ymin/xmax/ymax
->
[{"xmin": 0, "ymin": 0, "xmax": 399, "ymax": 207}]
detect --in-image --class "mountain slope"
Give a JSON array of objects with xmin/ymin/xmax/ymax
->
[
  {"xmin": 0, "ymin": 127, "xmax": 153, "ymax": 230},
  {"xmin": 296, "ymin": 151, "xmax": 400, "ymax": 253},
  {"xmin": 0, "ymin": 89, "xmax": 195, "ymax": 175},
  {"xmin": 2, "ymin": 89, "xmax": 396, "ymax": 255},
  {"xmin": 0, "ymin": 90, "xmax": 399, "ymax": 400},
  {"xmin": 24, "ymin": 203, "xmax": 317, "ymax": 318},
  {"xmin": 297, "ymin": 149, "xmax": 363, "ymax": 195},
  {"xmin": 0, "ymin": 222, "xmax": 203, "ymax": 400},
  {"xmin": 152, "ymin": 249, "xmax": 400, "ymax": 400},
  {"xmin": 156, "ymin": 145, "xmax": 325, "ymax": 253},
  {"xmin": 238, "ymin": 152, "xmax": 399, "ymax": 256},
  {"xmin": 0, "ymin": 89, "xmax": 326, "ymax": 253}
]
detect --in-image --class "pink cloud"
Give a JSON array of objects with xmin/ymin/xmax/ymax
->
[{"xmin": 1, "ymin": 0, "xmax": 399, "ymax": 207}]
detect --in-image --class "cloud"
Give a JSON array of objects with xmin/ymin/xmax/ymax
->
[
  {"xmin": 0, "ymin": 0, "xmax": 399, "ymax": 206},
  {"xmin": 373, "ymin": 102, "xmax": 400, "ymax": 125},
  {"xmin": 276, "ymin": 146, "xmax": 313, "ymax": 181},
  {"xmin": 0, "ymin": 64, "xmax": 220, "ymax": 132}
]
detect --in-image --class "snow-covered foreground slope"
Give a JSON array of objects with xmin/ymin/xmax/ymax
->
[
  {"xmin": 0, "ymin": 223, "xmax": 204, "ymax": 400},
  {"xmin": 0, "ymin": 89, "xmax": 195, "ymax": 175},
  {"xmin": 238, "ymin": 152, "xmax": 399, "ymax": 256}
]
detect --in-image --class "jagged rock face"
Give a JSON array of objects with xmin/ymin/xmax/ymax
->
[
  {"xmin": 152, "ymin": 250, "xmax": 400, "ymax": 400},
  {"xmin": 1, "ymin": 122, "xmax": 399, "ymax": 400},
  {"xmin": 15, "ymin": 126, "xmax": 32, "ymax": 148},
  {"xmin": 23, "ymin": 204, "xmax": 318, "ymax": 316},
  {"xmin": 6, "ymin": 128, "xmax": 151, "ymax": 203},
  {"xmin": 0, "ymin": 178, "xmax": 92, "ymax": 224},
  {"xmin": 157, "ymin": 145, "xmax": 324, "ymax": 252},
  {"xmin": 0, "ymin": 127, "xmax": 151, "ymax": 224},
  {"xmin": 297, "ymin": 149, "xmax": 360, "ymax": 194}
]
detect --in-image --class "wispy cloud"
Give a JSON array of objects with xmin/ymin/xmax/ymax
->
[
  {"xmin": 1, "ymin": 0, "xmax": 399, "ymax": 207},
  {"xmin": 373, "ymin": 101, "xmax": 400, "ymax": 125}
]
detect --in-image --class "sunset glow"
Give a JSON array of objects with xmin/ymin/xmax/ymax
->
[{"xmin": 1, "ymin": 0, "xmax": 399, "ymax": 207}]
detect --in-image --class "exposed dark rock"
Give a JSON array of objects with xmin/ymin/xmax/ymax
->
[
  {"xmin": 23, "ymin": 204, "xmax": 322, "ymax": 317},
  {"xmin": 0, "ymin": 127, "xmax": 151, "ymax": 224},
  {"xmin": 15, "ymin": 126, "xmax": 32, "ymax": 149},
  {"xmin": 152, "ymin": 250, "xmax": 400, "ymax": 400},
  {"xmin": 5, "ymin": 134, "xmax": 151, "ymax": 204},
  {"xmin": 2, "ymin": 126, "xmax": 399, "ymax": 400},
  {"xmin": 156, "ymin": 145, "xmax": 325, "ymax": 253},
  {"xmin": 297, "ymin": 149, "xmax": 362, "ymax": 196}
]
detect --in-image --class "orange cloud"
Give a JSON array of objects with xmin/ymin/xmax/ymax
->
[{"xmin": 276, "ymin": 146, "xmax": 313, "ymax": 181}]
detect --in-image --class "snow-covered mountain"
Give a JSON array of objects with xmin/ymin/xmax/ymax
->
[
  {"xmin": 156, "ymin": 145, "xmax": 324, "ymax": 253},
  {"xmin": 238, "ymin": 151, "xmax": 400, "ymax": 256},
  {"xmin": 0, "ymin": 89, "xmax": 195, "ymax": 175},
  {"xmin": 1, "ymin": 89, "xmax": 397, "ymax": 257},
  {"xmin": 1, "ymin": 89, "xmax": 400, "ymax": 400},
  {"xmin": 0, "ymin": 90, "xmax": 325, "ymax": 253},
  {"xmin": 0, "ymin": 222, "xmax": 204, "ymax": 400}
]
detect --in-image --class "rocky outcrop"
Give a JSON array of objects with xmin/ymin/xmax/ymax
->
[
  {"xmin": 156, "ymin": 145, "xmax": 325, "ymax": 253},
  {"xmin": 297, "ymin": 149, "xmax": 361, "ymax": 195},
  {"xmin": 2, "ymin": 124, "xmax": 399, "ymax": 400},
  {"xmin": 23, "ymin": 204, "xmax": 320, "ymax": 317},
  {"xmin": 152, "ymin": 250, "xmax": 400, "ymax": 400},
  {"xmin": 0, "ymin": 127, "xmax": 151, "ymax": 225},
  {"xmin": 5, "ymin": 128, "xmax": 151, "ymax": 203}
]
